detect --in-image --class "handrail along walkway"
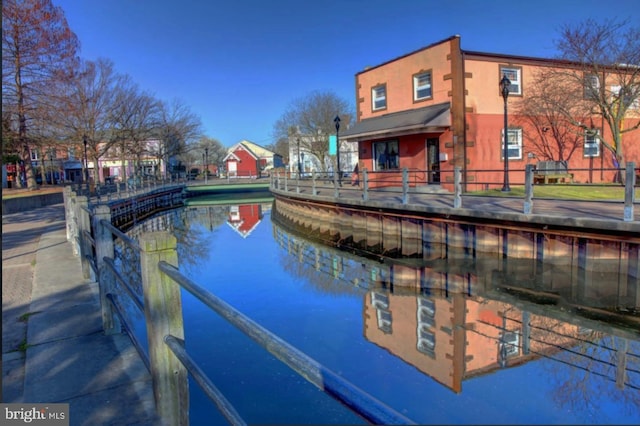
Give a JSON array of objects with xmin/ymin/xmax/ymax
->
[{"xmin": 66, "ymin": 189, "xmax": 416, "ymax": 425}]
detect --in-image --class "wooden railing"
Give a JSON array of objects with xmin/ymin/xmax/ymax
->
[{"xmin": 63, "ymin": 187, "xmax": 415, "ymax": 425}]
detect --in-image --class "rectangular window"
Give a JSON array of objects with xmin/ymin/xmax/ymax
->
[
  {"xmin": 67, "ymin": 147, "xmax": 76, "ymax": 160},
  {"xmin": 501, "ymin": 128, "xmax": 523, "ymax": 160},
  {"xmin": 413, "ymin": 71, "xmax": 432, "ymax": 101},
  {"xmin": 373, "ymin": 140, "xmax": 399, "ymax": 170},
  {"xmin": 501, "ymin": 331, "xmax": 520, "ymax": 357},
  {"xmin": 417, "ymin": 326, "xmax": 436, "ymax": 356},
  {"xmin": 611, "ymin": 85, "xmax": 640, "ymax": 110},
  {"xmin": 584, "ymin": 74, "xmax": 600, "ymax": 100},
  {"xmin": 371, "ymin": 292, "xmax": 392, "ymax": 333},
  {"xmin": 499, "ymin": 66, "xmax": 522, "ymax": 95},
  {"xmin": 31, "ymin": 149, "xmax": 39, "ymax": 161},
  {"xmin": 372, "ymin": 84, "xmax": 387, "ymax": 111},
  {"xmin": 584, "ymin": 130, "xmax": 600, "ymax": 157}
]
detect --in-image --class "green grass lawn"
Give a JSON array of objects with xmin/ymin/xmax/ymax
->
[{"xmin": 466, "ymin": 184, "xmax": 637, "ymax": 200}]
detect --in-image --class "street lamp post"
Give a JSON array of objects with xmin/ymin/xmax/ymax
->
[
  {"xmin": 500, "ymin": 74, "xmax": 511, "ymax": 192},
  {"xmin": 205, "ymin": 147, "xmax": 209, "ymax": 183},
  {"xmin": 301, "ymin": 152, "xmax": 305, "ymax": 177},
  {"xmin": 83, "ymin": 135, "xmax": 89, "ymax": 189},
  {"xmin": 334, "ymin": 115, "xmax": 341, "ymax": 186},
  {"xmin": 297, "ymin": 137, "xmax": 302, "ymax": 178},
  {"xmin": 49, "ymin": 149, "xmax": 54, "ymax": 185}
]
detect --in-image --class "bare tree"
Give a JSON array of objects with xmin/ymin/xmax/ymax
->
[
  {"xmin": 194, "ymin": 136, "xmax": 225, "ymax": 175},
  {"xmin": 265, "ymin": 137, "xmax": 290, "ymax": 163},
  {"xmin": 273, "ymin": 90, "xmax": 354, "ymax": 172},
  {"xmin": 110, "ymin": 79, "xmax": 161, "ymax": 182},
  {"xmin": 2, "ymin": 0, "xmax": 79, "ymax": 189},
  {"xmin": 552, "ymin": 18, "xmax": 640, "ymax": 168},
  {"xmin": 514, "ymin": 72, "xmax": 588, "ymax": 162},
  {"xmin": 154, "ymin": 98, "xmax": 202, "ymax": 179},
  {"xmin": 53, "ymin": 58, "xmax": 127, "ymax": 183}
]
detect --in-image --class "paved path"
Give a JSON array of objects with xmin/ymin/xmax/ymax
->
[{"xmin": 2, "ymin": 203, "xmax": 158, "ymax": 425}]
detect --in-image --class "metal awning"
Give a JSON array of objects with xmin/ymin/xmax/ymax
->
[{"xmin": 341, "ymin": 102, "xmax": 450, "ymax": 141}]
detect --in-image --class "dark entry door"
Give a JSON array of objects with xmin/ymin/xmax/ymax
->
[{"xmin": 426, "ymin": 138, "xmax": 440, "ymax": 183}]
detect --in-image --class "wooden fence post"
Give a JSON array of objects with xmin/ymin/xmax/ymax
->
[
  {"xmin": 312, "ymin": 170, "xmax": 317, "ymax": 196},
  {"xmin": 63, "ymin": 186, "xmax": 74, "ymax": 242},
  {"xmin": 624, "ymin": 162, "xmax": 635, "ymax": 222},
  {"xmin": 454, "ymin": 167, "xmax": 462, "ymax": 208},
  {"xmin": 402, "ymin": 168, "xmax": 409, "ymax": 205},
  {"xmin": 139, "ymin": 232, "xmax": 188, "ymax": 425},
  {"xmin": 524, "ymin": 164, "xmax": 534, "ymax": 215},
  {"xmin": 76, "ymin": 196, "xmax": 91, "ymax": 279},
  {"xmin": 362, "ymin": 169, "xmax": 369, "ymax": 201},
  {"xmin": 93, "ymin": 205, "xmax": 122, "ymax": 335},
  {"xmin": 68, "ymin": 190, "xmax": 80, "ymax": 255}
]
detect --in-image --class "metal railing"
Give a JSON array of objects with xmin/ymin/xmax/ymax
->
[
  {"xmin": 64, "ymin": 188, "xmax": 415, "ymax": 425},
  {"xmin": 271, "ymin": 162, "xmax": 637, "ymax": 222}
]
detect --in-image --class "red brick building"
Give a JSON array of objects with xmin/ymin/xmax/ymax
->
[{"xmin": 341, "ymin": 35, "xmax": 640, "ymax": 189}]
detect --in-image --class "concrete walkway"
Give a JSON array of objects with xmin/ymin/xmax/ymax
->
[{"xmin": 2, "ymin": 203, "xmax": 158, "ymax": 425}]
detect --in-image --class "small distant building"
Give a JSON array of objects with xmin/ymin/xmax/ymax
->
[{"xmin": 223, "ymin": 140, "xmax": 283, "ymax": 178}]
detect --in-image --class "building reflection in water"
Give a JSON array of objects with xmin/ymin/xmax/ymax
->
[
  {"xmin": 270, "ymin": 216, "xmax": 640, "ymax": 400},
  {"xmin": 125, "ymin": 200, "xmax": 639, "ymax": 417}
]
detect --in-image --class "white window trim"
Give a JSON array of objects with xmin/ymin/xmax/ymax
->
[
  {"xmin": 501, "ymin": 128, "xmax": 523, "ymax": 160},
  {"xmin": 584, "ymin": 129, "xmax": 600, "ymax": 158},
  {"xmin": 500, "ymin": 66, "xmax": 522, "ymax": 95},
  {"xmin": 611, "ymin": 85, "xmax": 640, "ymax": 110},
  {"xmin": 501, "ymin": 330, "xmax": 520, "ymax": 357},
  {"xmin": 413, "ymin": 71, "xmax": 432, "ymax": 101},
  {"xmin": 584, "ymin": 74, "xmax": 600, "ymax": 100},
  {"xmin": 372, "ymin": 85, "xmax": 386, "ymax": 111}
]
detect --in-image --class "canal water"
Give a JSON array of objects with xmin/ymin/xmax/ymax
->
[{"xmin": 124, "ymin": 197, "xmax": 640, "ymax": 425}]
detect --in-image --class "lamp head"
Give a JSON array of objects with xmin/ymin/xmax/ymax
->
[
  {"xmin": 334, "ymin": 115, "xmax": 341, "ymax": 131},
  {"xmin": 499, "ymin": 74, "xmax": 511, "ymax": 99}
]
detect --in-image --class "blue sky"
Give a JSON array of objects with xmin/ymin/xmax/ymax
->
[{"xmin": 54, "ymin": 0, "xmax": 640, "ymax": 147}]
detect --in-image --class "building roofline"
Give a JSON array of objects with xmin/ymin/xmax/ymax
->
[
  {"xmin": 356, "ymin": 35, "xmax": 635, "ymax": 75},
  {"xmin": 356, "ymin": 35, "xmax": 461, "ymax": 76}
]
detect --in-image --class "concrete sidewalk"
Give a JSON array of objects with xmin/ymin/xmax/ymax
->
[{"xmin": 2, "ymin": 204, "xmax": 158, "ymax": 425}]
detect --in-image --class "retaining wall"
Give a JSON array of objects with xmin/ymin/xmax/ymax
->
[{"xmin": 2, "ymin": 192, "xmax": 64, "ymax": 214}]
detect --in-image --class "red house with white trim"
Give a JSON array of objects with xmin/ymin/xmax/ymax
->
[{"xmin": 223, "ymin": 140, "xmax": 282, "ymax": 178}]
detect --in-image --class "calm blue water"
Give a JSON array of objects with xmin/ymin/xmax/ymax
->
[{"xmin": 126, "ymin": 200, "xmax": 640, "ymax": 425}]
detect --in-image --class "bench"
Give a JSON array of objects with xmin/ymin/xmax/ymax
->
[
  {"xmin": 533, "ymin": 173, "xmax": 574, "ymax": 184},
  {"xmin": 533, "ymin": 160, "xmax": 572, "ymax": 184}
]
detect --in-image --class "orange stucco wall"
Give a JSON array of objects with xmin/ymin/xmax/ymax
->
[
  {"xmin": 350, "ymin": 36, "xmax": 640, "ymax": 186},
  {"xmin": 356, "ymin": 39, "xmax": 454, "ymax": 121}
]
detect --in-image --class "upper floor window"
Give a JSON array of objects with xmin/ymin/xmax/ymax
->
[
  {"xmin": 413, "ymin": 71, "xmax": 432, "ymax": 101},
  {"xmin": 499, "ymin": 66, "xmax": 522, "ymax": 96},
  {"xmin": 584, "ymin": 129, "xmax": 600, "ymax": 157},
  {"xmin": 372, "ymin": 84, "xmax": 387, "ymax": 111},
  {"xmin": 611, "ymin": 85, "xmax": 640, "ymax": 110},
  {"xmin": 30, "ymin": 149, "xmax": 39, "ymax": 161},
  {"xmin": 501, "ymin": 128, "xmax": 523, "ymax": 160},
  {"xmin": 584, "ymin": 74, "xmax": 600, "ymax": 100}
]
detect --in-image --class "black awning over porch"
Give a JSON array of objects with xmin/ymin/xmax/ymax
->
[{"xmin": 341, "ymin": 102, "xmax": 450, "ymax": 141}]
